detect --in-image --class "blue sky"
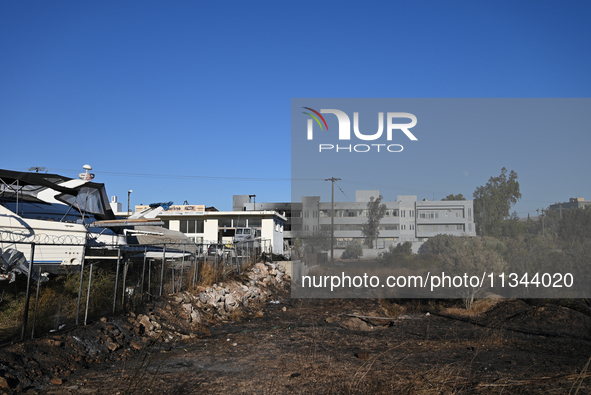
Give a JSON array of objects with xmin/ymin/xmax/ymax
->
[{"xmin": 1, "ymin": 1, "xmax": 590, "ymax": 217}]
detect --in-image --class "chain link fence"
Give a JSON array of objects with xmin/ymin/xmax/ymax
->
[{"xmin": 0, "ymin": 238, "xmax": 273, "ymax": 344}]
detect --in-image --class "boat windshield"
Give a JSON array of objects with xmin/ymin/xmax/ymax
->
[{"xmin": 0, "ymin": 169, "xmax": 115, "ymax": 222}]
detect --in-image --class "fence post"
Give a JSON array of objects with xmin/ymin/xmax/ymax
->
[
  {"xmin": 122, "ymin": 259, "xmax": 128, "ymax": 309},
  {"xmin": 84, "ymin": 262, "xmax": 93, "ymax": 325},
  {"xmin": 192, "ymin": 250, "xmax": 198, "ymax": 287},
  {"xmin": 179, "ymin": 245, "xmax": 186, "ymax": 292},
  {"xmin": 159, "ymin": 245, "xmax": 166, "ymax": 297},
  {"xmin": 171, "ymin": 261, "xmax": 175, "ymax": 294},
  {"xmin": 148, "ymin": 259, "xmax": 152, "ymax": 298},
  {"xmin": 75, "ymin": 245, "xmax": 87, "ymax": 326},
  {"xmin": 31, "ymin": 267, "xmax": 42, "ymax": 339},
  {"xmin": 21, "ymin": 243, "xmax": 35, "ymax": 341},
  {"xmin": 113, "ymin": 248, "xmax": 121, "ymax": 314},
  {"xmin": 141, "ymin": 247, "xmax": 147, "ymax": 303}
]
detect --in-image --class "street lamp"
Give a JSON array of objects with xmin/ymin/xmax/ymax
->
[{"xmin": 128, "ymin": 190, "xmax": 133, "ymax": 215}]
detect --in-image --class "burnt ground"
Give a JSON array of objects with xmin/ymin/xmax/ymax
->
[{"xmin": 2, "ymin": 281, "xmax": 591, "ymax": 394}]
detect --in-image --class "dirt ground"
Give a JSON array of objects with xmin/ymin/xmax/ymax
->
[{"xmin": 3, "ymin": 278, "xmax": 591, "ymax": 394}]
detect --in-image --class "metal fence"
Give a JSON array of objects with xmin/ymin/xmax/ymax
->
[{"xmin": 0, "ymin": 238, "xmax": 273, "ymax": 344}]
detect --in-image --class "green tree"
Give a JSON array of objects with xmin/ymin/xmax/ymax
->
[
  {"xmin": 500, "ymin": 211, "xmax": 526, "ymax": 238},
  {"xmin": 558, "ymin": 206, "xmax": 591, "ymax": 249},
  {"xmin": 473, "ymin": 167, "xmax": 521, "ymax": 237},
  {"xmin": 304, "ymin": 230, "xmax": 331, "ymax": 253},
  {"xmin": 361, "ymin": 195, "xmax": 387, "ymax": 249},
  {"xmin": 441, "ymin": 194, "xmax": 466, "ymax": 201},
  {"xmin": 341, "ymin": 243, "xmax": 363, "ymax": 259},
  {"xmin": 378, "ymin": 241, "xmax": 414, "ymax": 267}
]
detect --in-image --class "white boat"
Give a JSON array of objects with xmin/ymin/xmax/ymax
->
[{"xmin": 0, "ymin": 168, "xmax": 193, "ymax": 273}]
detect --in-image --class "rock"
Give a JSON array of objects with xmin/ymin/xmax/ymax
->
[
  {"xmin": 139, "ymin": 315, "xmax": 154, "ymax": 332},
  {"xmin": 106, "ymin": 339, "xmax": 119, "ymax": 352},
  {"xmin": 182, "ymin": 303, "xmax": 193, "ymax": 313},
  {"xmin": 357, "ymin": 351, "xmax": 369, "ymax": 360},
  {"xmin": 190, "ymin": 311, "xmax": 201, "ymax": 323},
  {"xmin": 100, "ymin": 317, "xmax": 107, "ymax": 323},
  {"xmin": 131, "ymin": 341, "xmax": 143, "ymax": 350},
  {"xmin": 254, "ymin": 311, "xmax": 264, "ymax": 318},
  {"xmin": 178, "ymin": 310, "xmax": 190, "ymax": 321},
  {"xmin": 342, "ymin": 317, "xmax": 373, "ymax": 332},
  {"xmin": 282, "ymin": 307, "xmax": 287, "ymax": 312},
  {"xmin": 50, "ymin": 378, "xmax": 63, "ymax": 385},
  {"xmin": 0, "ymin": 377, "xmax": 9, "ymax": 389},
  {"xmin": 224, "ymin": 294, "xmax": 237, "ymax": 310}
]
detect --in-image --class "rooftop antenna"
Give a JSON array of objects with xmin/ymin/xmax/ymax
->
[
  {"xmin": 79, "ymin": 164, "xmax": 95, "ymax": 181},
  {"xmin": 28, "ymin": 166, "xmax": 47, "ymax": 173}
]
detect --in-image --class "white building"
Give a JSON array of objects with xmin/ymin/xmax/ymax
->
[
  {"xmin": 128, "ymin": 204, "xmax": 286, "ymax": 255},
  {"xmin": 234, "ymin": 191, "xmax": 476, "ymax": 252}
]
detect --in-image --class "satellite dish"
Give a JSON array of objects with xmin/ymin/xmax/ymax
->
[{"xmin": 79, "ymin": 164, "xmax": 95, "ymax": 180}]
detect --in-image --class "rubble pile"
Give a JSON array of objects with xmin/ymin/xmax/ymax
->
[
  {"xmin": 125, "ymin": 261, "xmax": 289, "ymax": 339},
  {"xmin": 0, "ymin": 261, "xmax": 289, "ymax": 392}
]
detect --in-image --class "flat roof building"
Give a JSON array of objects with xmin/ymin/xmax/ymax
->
[
  {"xmin": 234, "ymin": 191, "xmax": 476, "ymax": 252},
  {"xmin": 549, "ymin": 197, "xmax": 591, "ymax": 213},
  {"xmin": 119, "ymin": 203, "xmax": 287, "ymax": 255}
]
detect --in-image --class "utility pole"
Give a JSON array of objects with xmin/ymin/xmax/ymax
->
[
  {"xmin": 317, "ymin": 200, "xmax": 320, "ymax": 232},
  {"xmin": 325, "ymin": 177, "xmax": 340, "ymax": 266}
]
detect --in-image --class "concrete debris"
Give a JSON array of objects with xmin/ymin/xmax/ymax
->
[
  {"xmin": 341, "ymin": 317, "xmax": 374, "ymax": 332},
  {"xmin": 0, "ymin": 260, "xmax": 289, "ymax": 391}
]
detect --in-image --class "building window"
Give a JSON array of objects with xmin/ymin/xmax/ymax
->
[
  {"xmin": 248, "ymin": 218, "xmax": 262, "ymax": 228},
  {"xmin": 418, "ymin": 224, "xmax": 464, "ymax": 232},
  {"xmin": 378, "ymin": 224, "xmax": 399, "ymax": 231},
  {"xmin": 180, "ymin": 220, "xmax": 204, "ymax": 234},
  {"xmin": 419, "ymin": 210, "xmax": 439, "ymax": 219},
  {"xmin": 219, "ymin": 218, "xmax": 232, "ymax": 228}
]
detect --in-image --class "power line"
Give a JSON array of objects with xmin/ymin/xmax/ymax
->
[
  {"xmin": 336, "ymin": 181, "xmax": 353, "ymax": 203},
  {"xmin": 41, "ymin": 168, "xmax": 318, "ymax": 182}
]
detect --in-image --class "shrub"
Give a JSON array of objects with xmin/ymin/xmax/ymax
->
[{"xmin": 341, "ymin": 243, "xmax": 363, "ymax": 259}]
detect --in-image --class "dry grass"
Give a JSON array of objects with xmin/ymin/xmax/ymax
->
[{"xmin": 441, "ymin": 298, "xmax": 501, "ymax": 317}]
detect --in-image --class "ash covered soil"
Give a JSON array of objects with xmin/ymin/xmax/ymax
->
[{"xmin": 1, "ymin": 261, "xmax": 591, "ymax": 395}]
